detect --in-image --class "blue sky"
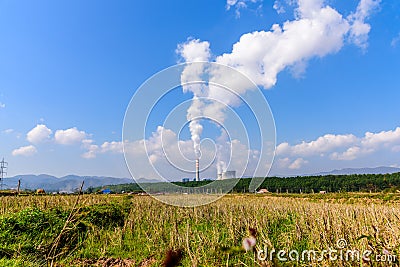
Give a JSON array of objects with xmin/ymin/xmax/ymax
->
[{"xmin": 0, "ymin": 0, "xmax": 400, "ymax": 178}]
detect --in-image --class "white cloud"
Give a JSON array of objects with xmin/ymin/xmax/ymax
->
[
  {"xmin": 176, "ymin": 39, "xmax": 211, "ymax": 63},
  {"xmin": 276, "ymin": 157, "xmax": 308, "ymax": 170},
  {"xmin": 361, "ymin": 127, "xmax": 400, "ymax": 148},
  {"xmin": 0, "ymin": 102, "xmax": 5, "ymax": 108},
  {"xmin": 2, "ymin": 129, "xmax": 14, "ymax": 134},
  {"xmin": 53, "ymin": 124, "xmax": 400, "ymax": 176},
  {"xmin": 273, "ymin": 0, "xmax": 285, "ymax": 14},
  {"xmin": 275, "ymin": 127, "xmax": 400, "ymax": 170},
  {"xmin": 55, "ymin": 127, "xmax": 87, "ymax": 145},
  {"xmin": 181, "ymin": 0, "xmax": 380, "ymax": 93},
  {"xmin": 101, "ymin": 141, "xmax": 124, "ymax": 154},
  {"xmin": 81, "ymin": 140, "xmax": 124, "ymax": 159},
  {"xmin": 226, "ymin": 0, "xmax": 239, "ymax": 8},
  {"xmin": 217, "ymin": 2, "xmax": 351, "ymax": 89},
  {"xmin": 276, "ymin": 134, "xmax": 357, "ymax": 157},
  {"xmin": 178, "ymin": 0, "xmax": 380, "ymax": 176},
  {"xmin": 120, "ymin": 126, "xmax": 265, "ymax": 180},
  {"xmin": 277, "ymin": 157, "xmax": 291, "ymax": 168},
  {"xmin": 391, "ymin": 33, "xmax": 400, "ymax": 48},
  {"xmin": 289, "ymin": 158, "xmax": 308, "ymax": 169},
  {"xmin": 12, "ymin": 145, "xmax": 37, "ymax": 157},
  {"xmin": 27, "ymin": 124, "xmax": 52, "ymax": 144},
  {"xmin": 347, "ymin": 0, "xmax": 381, "ymax": 50},
  {"xmin": 330, "ymin": 146, "xmax": 373, "ymax": 161},
  {"xmin": 81, "ymin": 139, "xmax": 99, "ymax": 159},
  {"xmin": 226, "ymin": 0, "xmax": 262, "ymax": 18},
  {"xmin": 81, "ymin": 145, "xmax": 99, "ymax": 159}
]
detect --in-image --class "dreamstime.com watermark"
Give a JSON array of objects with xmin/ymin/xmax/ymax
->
[{"xmin": 257, "ymin": 239, "xmax": 397, "ymax": 263}]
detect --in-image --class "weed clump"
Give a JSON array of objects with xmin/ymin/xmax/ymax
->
[
  {"xmin": 81, "ymin": 202, "xmax": 128, "ymax": 228},
  {"xmin": 0, "ymin": 202, "xmax": 130, "ymax": 264}
]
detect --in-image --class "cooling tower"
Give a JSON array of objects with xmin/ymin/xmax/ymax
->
[{"xmin": 217, "ymin": 171, "xmax": 236, "ymax": 180}]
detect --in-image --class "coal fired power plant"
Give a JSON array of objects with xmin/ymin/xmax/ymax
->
[
  {"xmin": 193, "ymin": 158, "xmax": 237, "ymax": 181},
  {"xmin": 195, "ymin": 159, "xmax": 200, "ymax": 181}
]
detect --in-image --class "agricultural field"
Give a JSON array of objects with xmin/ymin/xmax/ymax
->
[{"xmin": 0, "ymin": 193, "xmax": 399, "ymax": 266}]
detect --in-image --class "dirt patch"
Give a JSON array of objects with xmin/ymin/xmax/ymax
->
[
  {"xmin": 138, "ymin": 257, "xmax": 157, "ymax": 266},
  {"xmin": 67, "ymin": 257, "xmax": 157, "ymax": 267},
  {"xmin": 68, "ymin": 257, "xmax": 138, "ymax": 267}
]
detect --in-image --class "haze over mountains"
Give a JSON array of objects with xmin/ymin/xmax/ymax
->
[
  {"xmin": 311, "ymin": 167, "xmax": 400, "ymax": 176},
  {"xmin": 3, "ymin": 175, "xmax": 132, "ymax": 192},
  {"xmin": 4, "ymin": 166, "xmax": 399, "ymax": 192}
]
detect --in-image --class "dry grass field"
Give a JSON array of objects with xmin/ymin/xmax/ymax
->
[{"xmin": 0, "ymin": 193, "xmax": 398, "ymax": 266}]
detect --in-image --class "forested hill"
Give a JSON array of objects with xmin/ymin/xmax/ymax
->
[
  {"xmin": 90, "ymin": 172, "xmax": 400, "ymax": 193},
  {"xmin": 233, "ymin": 172, "xmax": 400, "ymax": 193}
]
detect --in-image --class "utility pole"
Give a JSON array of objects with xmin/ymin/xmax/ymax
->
[
  {"xmin": 17, "ymin": 179, "xmax": 21, "ymax": 195},
  {"xmin": 0, "ymin": 158, "xmax": 8, "ymax": 190}
]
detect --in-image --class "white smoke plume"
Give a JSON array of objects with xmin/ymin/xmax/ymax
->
[
  {"xmin": 178, "ymin": 0, "xmax": 380, "ymax": 173},
  {"xmin": 176, "ymin": 39, "xmax": 211, "ymax": 158},
  {"xmin": 216, "ymin": 128, "xmax": 230, "ymax": 174}
]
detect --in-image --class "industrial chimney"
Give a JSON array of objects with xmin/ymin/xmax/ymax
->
[{"xmin": 195, "ymin": 159, "xmax": 200, "ymax": 181}]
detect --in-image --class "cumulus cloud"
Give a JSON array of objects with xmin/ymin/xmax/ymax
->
[
  {"xmin": 178, "ymin": 0, "xmax": 380, "ymax": 173},
  {"xmin": 347, "ymin": 0, "xmax": 381, "ymax": 50},
  {"xmin": 330, "ymin": 146, "xmax": 373, "ymax": 161},
  {"xmin": 12, "ymin": 145, "xmax": 37, "ymax": 157},
  {"xmin": 0, "ymin": 102, "xmax": 5, "ymax": 108},
  {"xmin": 226, "ymin": 0, "xmax": 263, "ymax": 18},
  {"xmin": 217, "ymin": 1, "xmax": 352, "ymax": 89},
  {"xmin": 289, "ymin": 158, "xmax": 308, "ymax": 169},
  {"xmin": 120, "ymin": 126, "xmax": 264, "ymax": 180},
  {"xmin": 276, "ymin": 157, "xmax": 308, "ymax": 170},
  {"xmin": 361, "ymin": 127, "xmax": 400, "ymax": 149},
  {"xmin": 101, "ymin": 141, "xmax": 124, "ymax": 154},
  {"xmin": 181, "ymin": 0, "xmax": 380, "ymax": 91},
  {"xmin": 276, "ymin": 134, "xmax": 357, "ymax": 157},
  {"xmin": 55, "ymin": 127, "xmax": 87, "ymax": 145},
  {"xmin": 81, "ymin": 139, "xmax": 99, "ymax": 159},
  {"xmin": 177, "ymin": 39, "xmax": 211, "ymax": 63},
  {"xmin": 81, "ymin": 139, "xmax": 125, "ymax": 159},
  {"xmin": 281, "ymin": 128, "xmax": 400, "ymax": 159},
  {"xmin": 26, "ymin": 124, "xmax": 52, "ymax": 144},
  {"xmin": 275, "ymin": 126, "xmax": 400, "ymax": 173},
  {"xmin": 23, "ymin": 125, "xmax": 94, "ymax": 157}
]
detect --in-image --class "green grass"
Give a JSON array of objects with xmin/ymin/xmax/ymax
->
[{"xmin": 0, "ymin": 193, "xmax": 398, "ymax": 266}]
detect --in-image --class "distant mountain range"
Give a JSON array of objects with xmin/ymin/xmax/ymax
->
[
  {"xmin": 3, "ymin": 166, "xmax": 399, "ymax": 192},
  {"xmin": 2, "ymin": 174, "xmax": 133, "ymax": 192},
  {"xmin": 310, "ymin": 166, "xmax": 400, "ymax": 176}
]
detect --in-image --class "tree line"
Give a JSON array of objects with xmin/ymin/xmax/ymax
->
[{"xmin": 88, "ymin": 172, "xmax": 400, "ymax": 194}]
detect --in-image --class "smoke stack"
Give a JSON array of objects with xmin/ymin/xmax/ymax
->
[{"xmin": 195, "ymin": 159, "xmax": 200, "ymax": 181}]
